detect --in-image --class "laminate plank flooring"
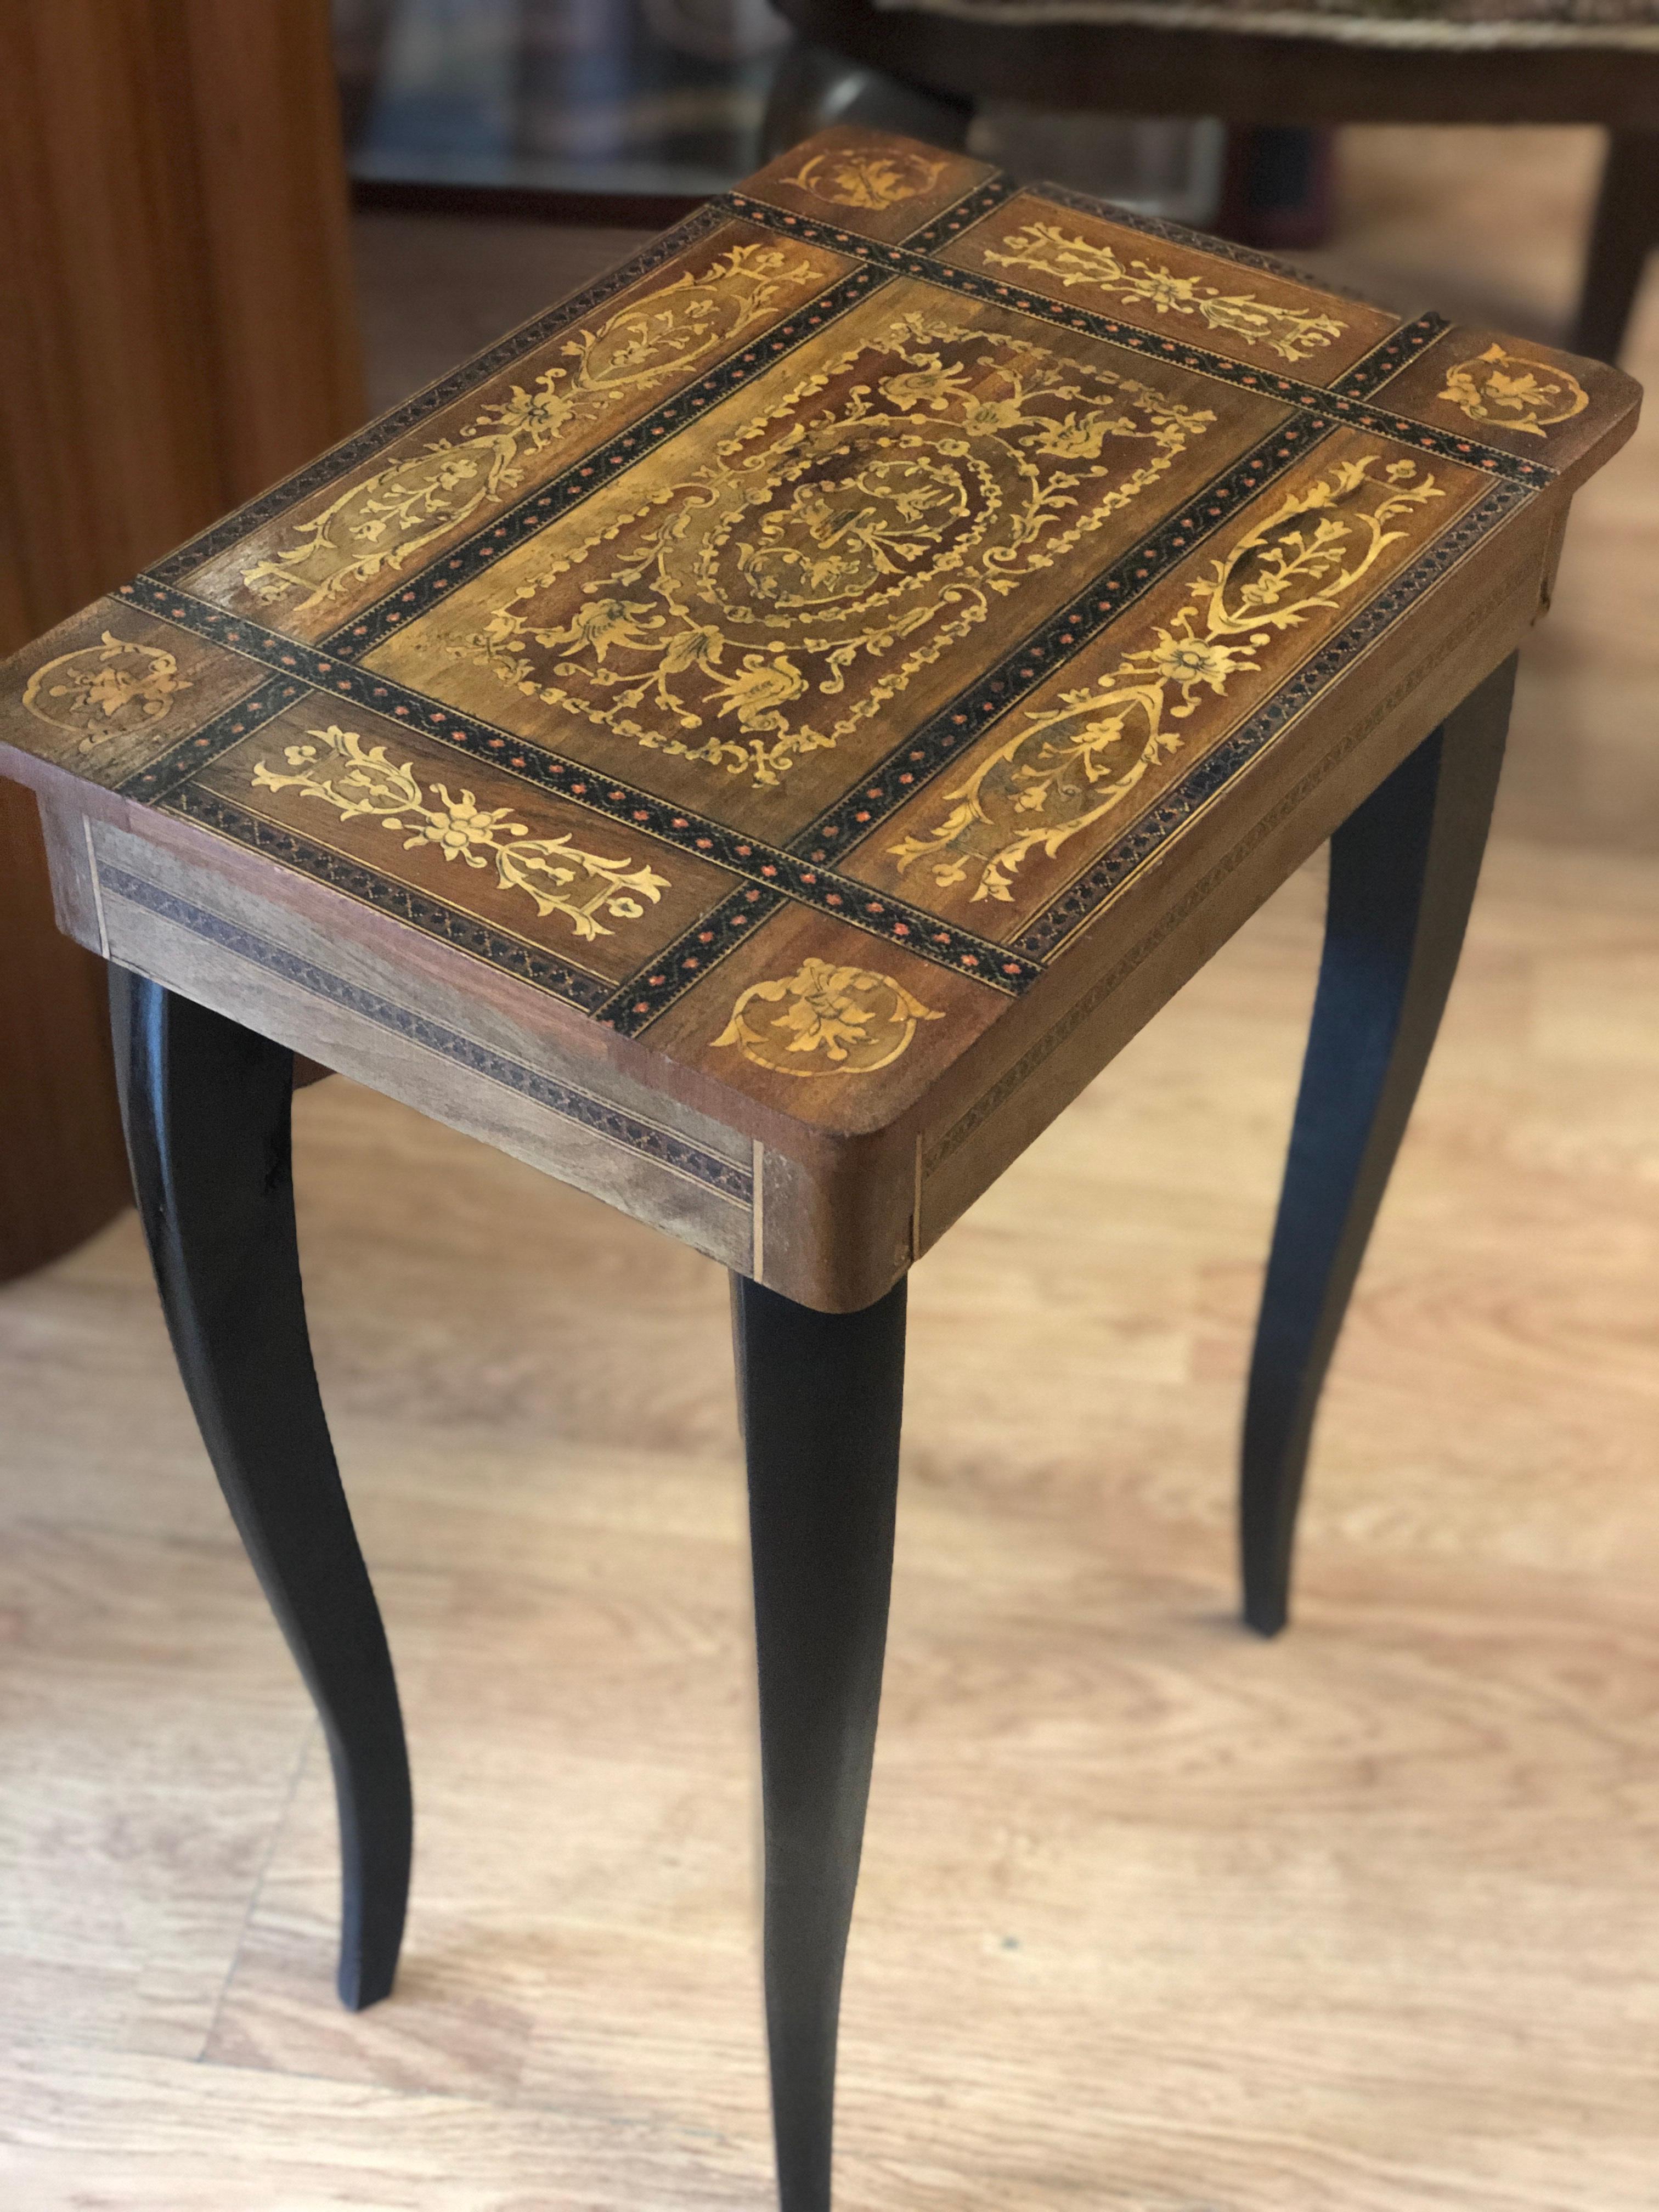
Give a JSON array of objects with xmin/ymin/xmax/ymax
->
[{"xmin": 3, "ymin": 128, "xmax": 1657, "ymax": 2209}]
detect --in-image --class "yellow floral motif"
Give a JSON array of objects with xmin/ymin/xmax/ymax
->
[
  {"xmin": 458, "ymin": 307, "xmax": 1215, "ymax": 787},
  {"xmin": 238, "ymin": 245, "xmax": 820, "ymax": 617},
  {"xmin": 22, "ymin": 632, "xmax": 190, "ymax": 754},
  {"xmin": 249, "ymin": 724, "xmax": 669, "ymax": 941},
  {"xmin": 713, "ymin": 955, "xmax": 943, "ymax": 1076},
  {"xmin": 889, "ymin": 455, "xmax": 1443, "ymax": 905},
  {"xmin": 1437, "ymin": 343, "xmax": 1589, "ymax": 439},
  {"xmin": 982, "ymin": 222, "xmax": 1347, "ymax": 367},
  {"xmin": 781, "ymin": 145, "xmax": 947, "ymax": 213}
]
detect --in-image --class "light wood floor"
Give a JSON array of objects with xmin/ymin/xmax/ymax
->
[{"xmin": 3, "ymin": 129, "xmax": 1657, "ymax": 2210}]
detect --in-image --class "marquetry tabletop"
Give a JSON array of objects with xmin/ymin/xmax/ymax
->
[{"xmin": 0, "ymin": 126, "xmax": 1638, "ymax": 1310}]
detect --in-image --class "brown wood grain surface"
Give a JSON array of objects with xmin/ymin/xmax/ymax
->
[{"xmin": 0, "ymin": 0, "xmax": 362, "ymax": 1279}]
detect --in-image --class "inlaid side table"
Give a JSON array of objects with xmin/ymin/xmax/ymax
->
[{"xmin": 0, "ymin": 128, "xmax": 1637, "ymax": 2211}]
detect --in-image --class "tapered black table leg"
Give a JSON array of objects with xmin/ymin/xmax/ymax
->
[
  {"xmin": 110, "ymin": 970, "xmax": 411, "ymax": 2008},
  {"xmin": 734, "ymin": 1275, "xmax": 906, "ymax": 2212},
  {"xmin": 1240, "ymin": 654, "xmax": 1516, "ymax": 1638}
]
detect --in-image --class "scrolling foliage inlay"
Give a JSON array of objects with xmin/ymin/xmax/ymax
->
[
  {"xmin": 889, "ymin": 455, "xmax": 1444, "ymax": 905},
  {"xmin": 250, "ymin": 723, "xmax": 670, "ymax": 941},
  {"xmin": 981, "ymin": 223, "xmax": 1347, "ymax": 366},
  {"xmin": 714, "ymin": 955, "xmax": 943, "ymax": 1075},
  {"xmin": 453, "ymin": 308, "xmax": 1215, "ymax": 788},
  {"xmin": 236, "ymin": 245, "xmax": 821, "ymax": 618}
]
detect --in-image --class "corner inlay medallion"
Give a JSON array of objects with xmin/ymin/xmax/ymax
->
[
  {"xmin": 781, "ymin": 146, "xmax": 949, "ymax": 213},
  {"xmin": 1437, "ymin": 344, "xmax": 1590, "ymax": 439},
  {"xmin": 250, "ymin": 724, "xmax": 670, "ymax": 940},
  {"xmin": 714, "ymin": 956, "xmax": 943, "ymax": 1074},
  {"xmin": 23, "ymin": 633, "xmax": 191, "ymax": 753}
]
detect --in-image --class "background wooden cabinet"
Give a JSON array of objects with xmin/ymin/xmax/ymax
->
[{"xmin": 0, "ymin": 0, "xmax": 364, "ymax": 1278}]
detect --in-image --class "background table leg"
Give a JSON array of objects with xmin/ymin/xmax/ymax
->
[
  {"xmin": 760, "ymin": 36, "xmax": 971, "ymax": 160},
  {"xmin": 109, "ymin": 970, "xmax": 411, "ymax": 2010},
  {"xmin": 733, "ymin": 1275, "xmax": 906, "ymax": 2212},
  {"xmin": 1240, "ymin": 654, "xmax": 1516, "ymax": 1638},
  {"xmin": 1570, "ymin": 128, "xmax": 1659, "ymax": 364}
]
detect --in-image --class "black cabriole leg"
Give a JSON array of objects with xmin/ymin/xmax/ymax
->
[
  {"xmin": 733, "ymin": 1274, "xmax": 906, "ymax": 2212},
  {"xmin": 110, "ymin": 972, "xmax": 411, "ymax": 2008},
  {"xmin": 1240, "ymin": 653, "xmax": 1516, "ymax": 1638}
]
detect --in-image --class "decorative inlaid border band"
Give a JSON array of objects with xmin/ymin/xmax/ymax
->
[
  {"xmin": 151, "ymin": 202, "xmax": 736, "ymax": 585},
  {"xmin": 115, "ymin": 581, "xmax": 1039, "ymax": 999},
  {"xmin": 1332, "ymin": 312, "xmax": 1453, "ymax": 400},
  {"xmin": 791, "ymin": 410, "xmax": 1333, "ymax": 862},
  {"xmin": 166, "ymin": 786, "xmax": 618, "ymax": 1011},
  {"xmin": 99, "ymin": 863, "xmax": 753, "ymax": 1201},
  {"xmin": 318, "ymin": 264, "xmax": 890, "ymax": 660},
  {"xmin": 112, "ymin": 666, "xmax": 313, "ymax": 800},
  {"xmin": 1016, "ymin": 476, "xmax": 1528, "ymax": 958},
  {"xmin": 112, "ymin": 584, "xmax": 421, "ymax": 800},
  {"xmin": 902, "ymin": 172, "xmax": 1020, "ymax": 252},
  {"xmin": 726, "ymin": 189, "xmax": 1553, "ymax": 487},
  {"xmin": 601, "ymin": 884, "xmax": 787, "ymax": 1034}
]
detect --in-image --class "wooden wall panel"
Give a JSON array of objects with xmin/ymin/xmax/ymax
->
[{"xmin": 0, "ymin": 0, "xmax": 364, "ymax": 1279}]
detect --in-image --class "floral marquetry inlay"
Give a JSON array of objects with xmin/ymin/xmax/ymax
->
[
  {"xmin": 714, "ymin": 956, "xmax": 943, "ymax": 1076},
  {"xmin": 22, "ymin": 633, "xmax": 190, "ymax": 753},
  {"xmin": 250, "ymin": 724, "xmax": 670, "ymax": 941},
  {"xmin": 236, "ymin": 245, "xmax": 821, "ymax": 618},
  {"xmin": 982, "ymin": 223, "xmax": 1347, "ymax": 366},
  {"xmin": 1437, "ymin": 345, "xmax": 1589, "ymax": 439},
  {"xmin": 889, "ymin": 455, "xmax": 1445, "ymax": 905},
  {"xmin": 2, "ymin": 117, "xmax": 1623, "ymax": 1201},
  {"xmin": 780, "ymin": 145, "xmax": 949, "ymax": 213},
  {"xmin": 454, "ymin": 307, "xmax": 1216, "ymax": 787}
]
